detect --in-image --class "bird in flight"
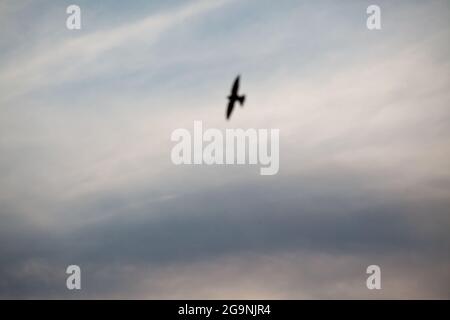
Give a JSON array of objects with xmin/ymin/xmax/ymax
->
[{"xmin": 226, "ymin": 75, "xmax": 246, "ymax": 120}]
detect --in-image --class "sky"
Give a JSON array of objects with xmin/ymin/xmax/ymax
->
[{"xmin": 0, "ymin": 0, "xmax": 449, "ymax": 299}]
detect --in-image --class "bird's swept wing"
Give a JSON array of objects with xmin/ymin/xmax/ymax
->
[
  {"xmin": 226, "ymin": 100, "xmax": 234, "ymax": 119},
  {"xmin": 230, "ymin": 76, "xmax": 240, "ymax": 96}
]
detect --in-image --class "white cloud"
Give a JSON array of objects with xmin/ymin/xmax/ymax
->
[{"xmin": 0, "ymin": 0, "xmax": 233, "ymax": 101}]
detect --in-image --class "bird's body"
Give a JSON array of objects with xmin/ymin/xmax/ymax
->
[{"xmin": 226, "ymin": 76, "xmax": 245, "ymax": 120}]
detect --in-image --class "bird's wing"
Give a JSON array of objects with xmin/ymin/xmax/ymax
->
[
  {"xmin": 226, "ymin": 99, "xmax": 235, "ymax": 119},
  {"xmin": 231, "ymin": 76, "xmax": 240, "ymax": 95}
]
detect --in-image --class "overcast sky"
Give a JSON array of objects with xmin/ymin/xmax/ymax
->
[{"xmin": 0, "ymin": 0, "xmax": 449, "ymax": 298}]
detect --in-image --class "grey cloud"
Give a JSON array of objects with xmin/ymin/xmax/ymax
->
[{"xmin": 1, "ymin": 175, "xmax": 449, "ymax": 298}]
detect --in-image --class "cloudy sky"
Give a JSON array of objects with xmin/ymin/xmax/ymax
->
[{"xmin": 0, "ymin": 0, "xmax": 449, "ymax": 299}]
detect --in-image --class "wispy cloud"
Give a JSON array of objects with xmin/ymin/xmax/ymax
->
[{"xmin": 0, "ymin": 0, "xmax": 233, "ymax": 100}]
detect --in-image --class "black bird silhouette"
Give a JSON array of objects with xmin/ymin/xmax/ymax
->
[{"xmin": 226, "ymin": 75, "xmax": 245, "ymax": 120}]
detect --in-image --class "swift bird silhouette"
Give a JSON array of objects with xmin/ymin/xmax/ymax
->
[{"xmin": 226, "ymin": 75, "xmax": 246, "ymax": 120}]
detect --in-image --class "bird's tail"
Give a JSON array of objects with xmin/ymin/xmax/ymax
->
[{"xmin": 237, "ymin": 95, "xmax": 245, "ymax": 106}]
